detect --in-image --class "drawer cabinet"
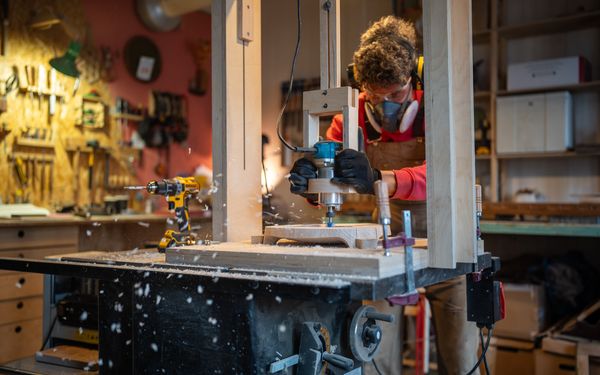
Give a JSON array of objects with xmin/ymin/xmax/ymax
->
[
  {"xmin": 0, "ymin": 297, "xmax": 43, "ymax": 325},
  {"xmin": 0, "ymin": 273, "xmax": 43, "ymax": 300},
  {"xmin": 0, "ymin": 224, "xmax": 79, "ymax": 364},
  {"xmin": 497, "ymin": 91, "xmax": 573, "ymax": 154},
  {"xmin": 0, "ymin": 319, "xmax": 42, "ymax": 364},
  {"xmin": 0, "ymin": 226, "xmax": 78, "ymax": 251}
]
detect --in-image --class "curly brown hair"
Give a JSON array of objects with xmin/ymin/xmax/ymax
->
[{"xmin": 353, "ymin": 16, "xmax": 417, "ymax": 89}]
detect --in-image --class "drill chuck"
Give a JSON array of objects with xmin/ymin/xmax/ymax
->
[{"xmin": 146, "ymin": 180, "xmax": 183, "ymax": 196}]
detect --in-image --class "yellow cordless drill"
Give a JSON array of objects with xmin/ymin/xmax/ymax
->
[{"xmin": 127, "ymin": 177, "xmax": 200, "ymax": 252}]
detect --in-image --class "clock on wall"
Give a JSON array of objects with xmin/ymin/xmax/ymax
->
[{"xmin": 123, "ymin": 35, "xmax": 162, "ymax": 83}]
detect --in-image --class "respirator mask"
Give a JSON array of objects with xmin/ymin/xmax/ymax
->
[{"xmin": 365, "ymin": 97, "xmax": 419, "ymax": 134}]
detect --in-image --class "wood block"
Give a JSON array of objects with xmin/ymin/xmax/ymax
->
[
  {"xmin": 166, "ymin": 242, "xmax": 429, "ymax": 278},
  {"xmin": 211, "ymin": 0, "xmax": 262, "ymax": 242},
  {"xmin": 423, "ymin": 0, "xmax": 477, "ymax": 268},
  {"xmin": 36, "ymin": 345, "xmax": 98, "ymax": 370},
  {"xmin": 263, "ymin": 224, "xmax": 386, "ymax": 248}
]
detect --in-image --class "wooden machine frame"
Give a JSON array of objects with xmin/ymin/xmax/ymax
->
[{"xmin": 211, "ymin": 0, "xmax": 479, "ymax": 270}]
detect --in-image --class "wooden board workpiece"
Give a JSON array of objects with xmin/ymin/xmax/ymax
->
[
  {"xmin": 165, "ymin": 242, "xmax": 428, "ymax": 278},
  {"xmin": 262, "ymin": 224, "xmax": 386, "ymax": 248}
]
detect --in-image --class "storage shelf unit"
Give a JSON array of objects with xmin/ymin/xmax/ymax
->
[
  {"xmin": 497, "ymin": 151, "xmax": 600, "ymax": 159},
  {"xmin": 497, "ymin": 10, "xmax": 600, "ymax": 39},
  {"xmin": 472, "ymin": 2, "xmax": 600, "ymax": 203}
]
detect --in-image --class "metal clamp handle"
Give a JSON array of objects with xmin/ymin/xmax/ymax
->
[
  {"xmin": 322, "ymin": 352, "xmax": 354, "ymax": 370},
  {"xmin": 365, "ymin": 310, "xmax": 394, "ymax": 323}
]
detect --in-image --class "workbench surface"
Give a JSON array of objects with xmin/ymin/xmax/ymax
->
[
  {"xmin": 0, "ymin": 247, "xmax": 491, "ymax": 301},
  {"xmin": 0, "ymin": 213, "xmax": 170, "ymax": 227}
]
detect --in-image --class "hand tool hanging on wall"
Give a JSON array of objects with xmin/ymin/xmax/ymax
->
[
  {"xmin": 40, "ymin": 155, "xmax": 46, "ymax": 205},
  {"xmin": 1, "ymin": 0, "xmax": 8, "ymax": 56},
  {"xmin": 86, "ymin": 140, "xmax": 100, "ymax": 205},
  {"xmin": 73, "ymin": 147, "xmax": 81, "ymax": 205},
  {"xmin": 48, "ymin": 159, "xmax": 53, "ymax": 203},
  {"xmin": 14, "ymin": 156, "xmax": 27, "ymax": 203},
  {"xmin": 103, "ymin": 151, "xmax": 110, "ymax": 195},
  {"xmin": 27, "ymin": 156, "xmax": 35, "ymax": 203},
  {"xmin": 48, "ymin": 68, "xmax": 57, "ymax": 117}
]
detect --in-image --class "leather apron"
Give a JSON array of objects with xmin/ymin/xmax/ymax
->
[{"xmin": 366, "ymin": 137, "xmax": 427, "ymax": 237}]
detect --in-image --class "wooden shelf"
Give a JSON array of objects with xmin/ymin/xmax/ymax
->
[
  {"xmin": 15, "ymin": 138, "xmax": 55, "ymax": 148},
  {"xmin": 481, "ymin": 220, "xmax": 600, "ymax": 238},
  {"xmin": 497, "ymin": 151, "xmax": 600, "ymax": 159},
  {"xmin": 482, "ymin": 202, "xmax": 600, "ymax": 218},
  {"xmin": 474, "ymin": 91, "xmax": 491, "ymax": 99},
  {"xmin": 111, "ymin": 113, "xmax": 144, "ymax": 122},
  {"xmin": 498, "ymin": 10, "xmax": 600, "ymax": 39},
  {"xmin": 497, "ymin": 80, "xmax": 600, "ymax": 97},
  {"xmin": 19, "ymin": 88, "xmax": 65, "ymax": 97},
  {"xmin": 473, "ymin": 29, "xmax": 490, "ymax": 43},
  {"xmin": 476, "ymin": 154, "xmax": 491, "ymax": 160}
]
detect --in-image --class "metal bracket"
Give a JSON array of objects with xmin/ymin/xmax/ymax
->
[
  {"xmin": 319, "ymin": 0, "xmax": 340, "ymax": 89},
  {"xmin": 238, "ymin": 0, "xmax": 254, "ymax": 42},
  {"xmin": 402, "ymin": 210, "xmax": 416, "ymax": 294},
  {"xmin": 302, "ymin": 87, "xmax": 358, "ymax": 150}
]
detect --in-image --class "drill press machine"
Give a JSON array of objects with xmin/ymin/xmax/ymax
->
[{"xmin": 296, "ymin": 81, "xmax": 360, "ymax": 227}]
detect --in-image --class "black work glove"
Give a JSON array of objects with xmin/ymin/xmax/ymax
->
[
  {"xmin": 289, "ymin": 158, "xmax": 319, "ymax": 204},
  {"xmin": 332, "ymin": 149, "xmax": 381, "ymax": 194}
]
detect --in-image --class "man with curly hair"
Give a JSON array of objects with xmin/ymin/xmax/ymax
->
[{"xmin": 289, "ymin": 16, "xmax": 479, "ymax": 375}]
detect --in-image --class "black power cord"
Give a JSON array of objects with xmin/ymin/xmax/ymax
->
[
  {"xmin": 466, "ymin": 326, "xmax": 493, "ymax": 375},
  {"xmin": 368, "ymin": 326, "xmax": 493, "ymax": 375},
  {"xmin": 40, "ymin": 313, "xmax": 59, "ymax": 351},
  {"xmin": 371, "ymin": 358, "xmax": 383, "ymax": 375},
  {"xmin": 276, "ymin": 0, "xmax": 303, "ymax": 152},
  {"xmin": 480, "ymin": 328, "xmax": 491, "ymax": 375}
]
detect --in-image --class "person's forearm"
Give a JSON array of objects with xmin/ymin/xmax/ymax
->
[
  {"xmin": 380, "ymin": 164, "xmax": 427, "ymax": 200},
  {"xmin": 381, "ymin": 170, "xmax": 397, "ymax": 197}
]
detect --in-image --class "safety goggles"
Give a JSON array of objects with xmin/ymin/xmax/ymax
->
[{"xmin": 363, "ymin": 80, "xmax": 412, "ymax": 104}]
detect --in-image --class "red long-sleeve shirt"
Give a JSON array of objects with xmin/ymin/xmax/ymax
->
[{"xmin": 326, "ymin": 92, "xmax": 427, "ymax": 201}]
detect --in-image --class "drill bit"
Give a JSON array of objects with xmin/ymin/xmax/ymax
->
[
  {"xmin": 124, "ymin": 185, "xmax": 146, "ymax": 190},
  {"xmin": 325, "ymin": 205, "xmax": 335, "ymax": 227}
]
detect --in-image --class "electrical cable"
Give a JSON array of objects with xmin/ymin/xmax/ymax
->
[
  {"xmin": 466, "ymin": 327, "xmax": 493, "ymax": 375},
  {"xmin": 371, "ymin": 358, "xmax": 383, "ymax": 375},
  {"xmin": 276, "ymin": 0, "xmax": 303, "ymax": 152},
  {"xmin": 261, "ymin": 157, "xmax": 271, "ymax": 208},
  {"xmin": 40, "ymin": 313, "xmax": 59, "ymax": 351},
  {"xmin": 480, "ymin": 328, "xmax": 490, "ymax": 375}
]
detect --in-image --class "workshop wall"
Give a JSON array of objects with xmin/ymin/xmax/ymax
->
[
  {"xmin": 81, "ymin": 0, "xmax": 212, "ymax": 188},
  {"xmin": 0, "ymin": 0, "xmax": 211, "ymax": 211},
  {"xmin": 0, "ymin": 0, "xmax": 117, "ymax": 208}
]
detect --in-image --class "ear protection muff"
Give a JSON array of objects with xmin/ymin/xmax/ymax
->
[{"xmin": 394, "ymin": 36, "xmax": 425, "ymax": 91}]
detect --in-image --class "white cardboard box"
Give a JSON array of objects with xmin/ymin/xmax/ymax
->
[
  {"xmin": 507, "ymin": 56, "xmax": 590, "ymax": 91},
  {"xmin": 497, "ymin": 92, "xmax": 572, "ymax": 154},
  {"xmin": 494, "ymin": 283, "xmax": 546, "ymax": 341},
  {"xmin": 535, "ymin": 337, "xmax": 577, "ymax": 375},
  {"xmin": 485, "ymin": 337, "xmax": 535, "ymax": 375}
]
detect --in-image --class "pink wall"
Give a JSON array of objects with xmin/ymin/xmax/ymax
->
[{"xmin": 82, "ymin": 0, "xmax": 212, "ymax": 185}]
